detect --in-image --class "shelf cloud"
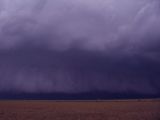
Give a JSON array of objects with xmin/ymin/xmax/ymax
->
[{"xmin": 0, "ymin": 0, "xmax": 160, "ymax": 95}]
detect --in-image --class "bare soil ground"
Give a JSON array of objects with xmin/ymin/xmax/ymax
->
[{"xmin": 0, "ymin": 99, "xmax": 159, "ymax": 120}]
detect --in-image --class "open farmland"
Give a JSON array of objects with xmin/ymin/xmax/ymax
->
[{"xmin": 0, "ymin": 100, "xmax": 159, "ymax": 120}]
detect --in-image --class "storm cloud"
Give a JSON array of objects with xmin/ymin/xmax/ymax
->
[{"xmin": 0, "ymin": 0, "xmax": 160, "ymax": 95}]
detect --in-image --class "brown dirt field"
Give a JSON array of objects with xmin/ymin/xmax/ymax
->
[{"xmin": 0, "ymin": 100, "xmax": 160, "ymax": 120}]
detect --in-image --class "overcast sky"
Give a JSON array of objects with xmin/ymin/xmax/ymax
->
[{"xmin": 0, "ymin": 0, "xmax": 160, "ymax": 96}]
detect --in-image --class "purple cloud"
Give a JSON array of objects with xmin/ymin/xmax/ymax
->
[{"xmin": 0, "ymin": 0, "xmax": 160, "ymax": 95}]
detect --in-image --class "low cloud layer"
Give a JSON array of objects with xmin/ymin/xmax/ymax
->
[{"xmin": 0, "ymin": 0, "xmax": 160, "ymax": 95}]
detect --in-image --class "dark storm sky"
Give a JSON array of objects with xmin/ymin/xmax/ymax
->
[{"xmin": 0, "ymin": 0, "xmax": 160, "ymax": 95}]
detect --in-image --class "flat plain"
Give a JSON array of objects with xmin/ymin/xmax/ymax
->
[{"xmin": 0, "ymin": 99, "xmax": 159, "ymax": 120}]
